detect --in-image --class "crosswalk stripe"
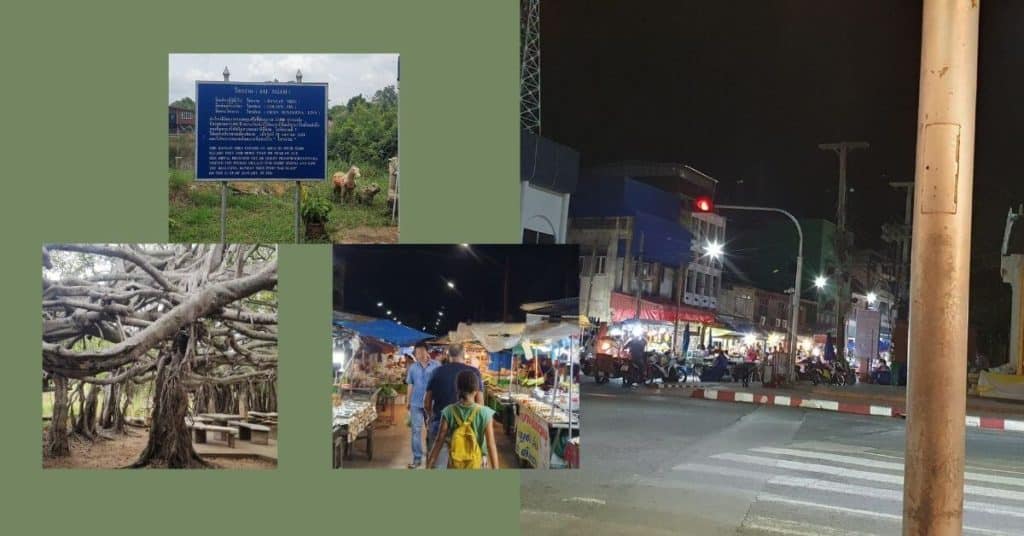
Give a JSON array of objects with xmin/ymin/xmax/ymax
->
[
  {"xmin": 743, "ymin": 515, "xmax": 882, "ymax": 536},
  {"xmin": 752, "ymin": 447, "xmax": 1024, "ymax": 489},
  {"xmin": 756, "ymin": 494, "xmax": 1015, "ymax": 536},
  {"xmin": 711, "ymin": 453, "xmax": 1024, "ymax": 502},
  {"xmin": 671, "ymin": 463, "xmax": 1024, "ymax": 520},
  {"xmin": 767, "ymin": 475, "xmax": 1024, "ymax": 520}
]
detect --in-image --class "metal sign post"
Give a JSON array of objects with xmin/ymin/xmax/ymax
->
[
  {"xmin": 295, "ymin": 181, "xmax": 302, "ymax": 243},
  {"xmin": 220, "ymin": 182, "xmax": 228, "ymax": 243}
]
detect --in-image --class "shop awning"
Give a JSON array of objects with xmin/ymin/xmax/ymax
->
[
  {"xmin": 450, "ymin": 322, "xmax": 526, "ymax": 353},
  {"xmin": 609, "ymin": 292, "xmax": 716, "ymax": 324},
  {"xmin": 333, "ymin": 317, "xmax": 434, "ymax": 346}
]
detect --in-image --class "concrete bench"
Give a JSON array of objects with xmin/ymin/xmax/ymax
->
[
  {"xmin": 187, "ymin": 422, "xmax": 238, "ymax": 447},
  {"xmin": 228, "ymin": 421, "xmax": 272, "ymax": 445}
]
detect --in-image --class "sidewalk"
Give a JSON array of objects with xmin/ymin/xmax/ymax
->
[{"xmin": 666, "ymin": 380, "xmax": 1024, "ymax": 433}]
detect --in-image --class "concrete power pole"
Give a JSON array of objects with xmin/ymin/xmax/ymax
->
[
  {"xmin": 902, "ymin": 1, "xmax": 979, "ymax": 534},
  {"xmin": 818, "ymin": 141, "xmax": 869, "ymax": 369}
]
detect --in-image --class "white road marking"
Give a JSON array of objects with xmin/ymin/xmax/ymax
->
[
  {"xmin": 774, "ymin": 395, "xmax": 792, "ymax": 406},
  {"xmin": 1006, "ymin": 420, "xmax": 1024, "ymax": 433},
  {"xmin": 755, "ymin": 494, "xmax": 1014, "ymax": 536},
  {"xmin": 736, "ymin": 392, "xmax": 755, "ymax": 403},
  {"xmin": 743, "ymin": 515, "xmax": 881, "ymax": 536},
  {"xmin": 967, "ymin": 416, "xmax": 982, "ymax": 428},
  {"xmin": 751, "ymin": 447, "xmax": 1024, "ymax": 489},
  {"xmin": 563, "ymin": 497, "xmax": 606, "ymax": 505},
  {"xmin": 712, "ymin": 453, "xmax": 1024, "ymax": 502}
]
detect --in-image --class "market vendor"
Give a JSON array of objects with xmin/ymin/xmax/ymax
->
[
  {"xmin": 424, "ymin": 343, "xmax": 483, "ymax": 469},
  {"xmin": 700, "ymin": 348, "xmax": 731, "ymax": 382},
  {"xmin": 406, "ymin": 342, "xmax": 440, "ymax": 469}
]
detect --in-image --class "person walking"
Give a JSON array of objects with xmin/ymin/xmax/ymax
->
[
  {"xmin": 425, "ymin": 370, "xmax": 499, "ymax": 469},
  {"xmin": 424, "ymin": 343, "xmax": 483, "ymax": 468},
  {"xmin": 405, "ymin": 341, "xmax": 439, "ymax": 469}
]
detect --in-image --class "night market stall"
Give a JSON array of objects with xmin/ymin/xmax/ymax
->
[
  {"xmin": 450, "ymin": 319, "xmax": 582, "ymax": 468},
  {"xmin": 331, "ymin": 314, "xmax": 433, "ymax": 467}
]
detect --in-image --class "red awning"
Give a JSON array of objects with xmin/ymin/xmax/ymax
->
[{"xmin": 610, "ymin": 292, "xmax": 716, "ymax": 324}]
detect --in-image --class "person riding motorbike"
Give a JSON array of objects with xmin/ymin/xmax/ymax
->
[{"xmin": 624, "ymin": 332, "xmax": 648, "ymax": 385}]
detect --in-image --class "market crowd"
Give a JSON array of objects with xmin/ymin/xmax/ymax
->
[{"xmin": 405, "ymin": 342, "xmax": 499, "ymax": 470}]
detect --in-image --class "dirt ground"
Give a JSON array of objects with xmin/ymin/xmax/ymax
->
[
  {"xmin": 42, "ymin": 427, "xmax": 276, "ymax": 470},
  {"xmin": 330, "ymin": 225, "xmax": 398, "ymax": 244}
]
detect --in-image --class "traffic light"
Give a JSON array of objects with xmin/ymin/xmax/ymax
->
[{"xmin": 694, "ymin": 196, "xmax": 714, "ymax": 213}]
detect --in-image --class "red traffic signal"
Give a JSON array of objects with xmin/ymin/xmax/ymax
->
[{"xmin": 694, "ymin": 196, "xmax": 714, "ymax": 213}]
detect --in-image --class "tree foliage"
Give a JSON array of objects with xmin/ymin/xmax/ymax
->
[
  {"xmin": 169, "ymin": 97, "xmax": 195, "ymax": 109},
  {"xmin": 327, "ymin": 85, "xmax": 398, "ymax": 169}
]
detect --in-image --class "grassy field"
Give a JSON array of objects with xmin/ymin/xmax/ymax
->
[{"xmin": 168, "ymin": 164, "xmax": 397, "ymax": 243}]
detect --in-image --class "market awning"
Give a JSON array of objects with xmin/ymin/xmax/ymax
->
[
  {"xmin": 333, "ymin": 317, "xmax": 434, "ymax": 346},
  {"xmin": 610, "ymin": 292, "xmax": 716, "ymax": 324},
  {"xmin": 450, "ymin": 322, "xmax": 526, "ymax": 353},
  {"xmin": 519, "ymin": 297, "xmax": 579, "ymax": 317}
]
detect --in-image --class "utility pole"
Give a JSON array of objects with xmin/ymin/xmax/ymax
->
[
  {"xmin": 889, "ymin": 180, "xmax": 915, "ymax": 317},
  {"xmin": 634, "ymin": 233, "xmax": 645, "ymax": 320},
  {"xmin": 903, "ymin": 1, "xmax": 978, "ymax": 534},
  {"xmin": 818, "ymin": 141, "xmax": 869, "ymax": 373}
]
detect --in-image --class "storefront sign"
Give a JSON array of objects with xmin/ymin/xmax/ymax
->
[
  {"xmin": 610, "ymin": 292, "xmax": 716, "ymax": 324},
  {"xmin": 515, "ymin": 406, "xmax": 550, "ymax": 469},
  {"xmin": 195, "ymin": 81, "xmax": 327, "ymax": 181}
]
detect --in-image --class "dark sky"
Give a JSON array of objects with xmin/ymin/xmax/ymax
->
[
  {"xmin": 540, "ymin": 0, "xmax": 1023, "ymax": 345},
  {"xmin": 333, "ymin": 245, "xmax": 579, "ymax": 335}
]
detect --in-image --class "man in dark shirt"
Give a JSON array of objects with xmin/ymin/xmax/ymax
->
[{"xmin": 423, "ymin": 343, "xmax": 483, "ymax": 469}]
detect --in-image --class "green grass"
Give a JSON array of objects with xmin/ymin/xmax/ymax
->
[{"xmin": 168, "ymin": 164, "xmax": 396, "ymax": 243}]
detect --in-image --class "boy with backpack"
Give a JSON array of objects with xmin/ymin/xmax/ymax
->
[{"xmin": 424, "ymin": 370, "xmax": 499, "ymax": 469}]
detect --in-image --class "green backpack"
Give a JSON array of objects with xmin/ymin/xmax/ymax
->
[{"xmin": 448, "ymin": 405, "xmax": 483, "ymax": 469}]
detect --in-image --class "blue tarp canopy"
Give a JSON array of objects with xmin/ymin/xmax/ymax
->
[{"xmin": 333, "ymin": 318, "xmax": 434, "ymax": 346}]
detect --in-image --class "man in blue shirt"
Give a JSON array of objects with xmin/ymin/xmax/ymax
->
[
  {"xmin": 424, "ymin": 343, "xmax": 483, "ymax": 468},
  {"xmin": 406, "ymin": 341, "xmax": 439, "ymax": 469}
]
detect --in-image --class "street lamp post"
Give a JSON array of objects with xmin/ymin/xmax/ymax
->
[{"xmin": 718, "ymin": 205, "xmax": 803, "ymax": 383}]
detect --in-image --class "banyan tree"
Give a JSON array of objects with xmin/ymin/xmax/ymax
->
[{"xmin": 42, "ymin": 244, "xmax": 278, "ymax": 468}]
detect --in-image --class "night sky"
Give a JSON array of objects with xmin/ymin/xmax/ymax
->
[
  {"xmin": 333, "ymin": 245, "xmax": 579, "ymax": 335},
  {"xmin": 540, "ymin": 0, "xmax": 1023, "ymax": 348}
]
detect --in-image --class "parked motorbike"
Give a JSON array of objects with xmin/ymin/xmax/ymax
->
[{"xmin": 645, "ymin": 352, "xmax": 682, "ymax": 384}]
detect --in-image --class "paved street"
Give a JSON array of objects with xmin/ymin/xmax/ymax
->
[{"xmin": 521, "ymin": 381, "xmax": 1024, "ymax": 535}]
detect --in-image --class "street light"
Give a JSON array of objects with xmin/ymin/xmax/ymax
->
[
  {"xmin": 438, "ymin": 311, "xmax": 444, "ymax": 316},
  {"xmin": 447, "ymin": 281, "xmax": 455, "ymax": 289},
  {"xmin": 386, "ymin": 309, "xmax": 392, "ymax": 315},
  {"xmin": 866, "ymin": 292, "xmax": 878, "ymax": 305},
  {"xmin": 377, "ymin": 302, "xmax": 383, "ymax": 308},
  {"xmin": 704, "ymin": 240, "xmax": 724, "ymax": 260},
  {"xmin": 717, "ymin": 203, "xmax": 804, "ymax": 383},
  {"xmin": 814, "ymin": 276, "xmax": 828, "ymax": 289}
]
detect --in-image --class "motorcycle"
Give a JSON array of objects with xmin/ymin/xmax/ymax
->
[{"xmin": 645, "ymin": 352, "xmax": 682, "ymax": 384}]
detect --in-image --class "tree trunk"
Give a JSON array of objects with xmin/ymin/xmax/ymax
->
[
  {"xmin": 74, "ymin": 383, "xmax": 100, "ymax": 439},
  {"xmin": 131, "ymin": 347, "xmax": 209, "ymax": 468},
  {"xmin": 101, "ymin": 384, "xmax": 115, "ymax": 428},
  {"xmin": 113, "ymin": 382, "xmax": 129, "ymax": 433},
  {"xmin": 44, "ymin": 376, "xmax": 71, "ymax": 458}
]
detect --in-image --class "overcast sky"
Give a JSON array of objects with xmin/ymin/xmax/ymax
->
[{"xmin": 168, "ymin": 53, "xmax": 398, "ymax": 107}]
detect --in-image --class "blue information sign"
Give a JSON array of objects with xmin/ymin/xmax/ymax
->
[{"xmin": 195, "ymin": 81, "xmax": 327, "ymax": 181}]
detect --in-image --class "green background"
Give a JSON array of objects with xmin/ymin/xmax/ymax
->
[{"xmin": 3, "ymin": 1, "xmax": 520, "ymax": 533}]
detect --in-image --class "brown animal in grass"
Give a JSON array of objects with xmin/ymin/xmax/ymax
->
[
  {"xmin": 356, "ymin": 184, "xmax": 381, "ymax": 205},
  {"xmin": 331, "ymin": 166, "xmax": 361, "ymax": 203}
]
